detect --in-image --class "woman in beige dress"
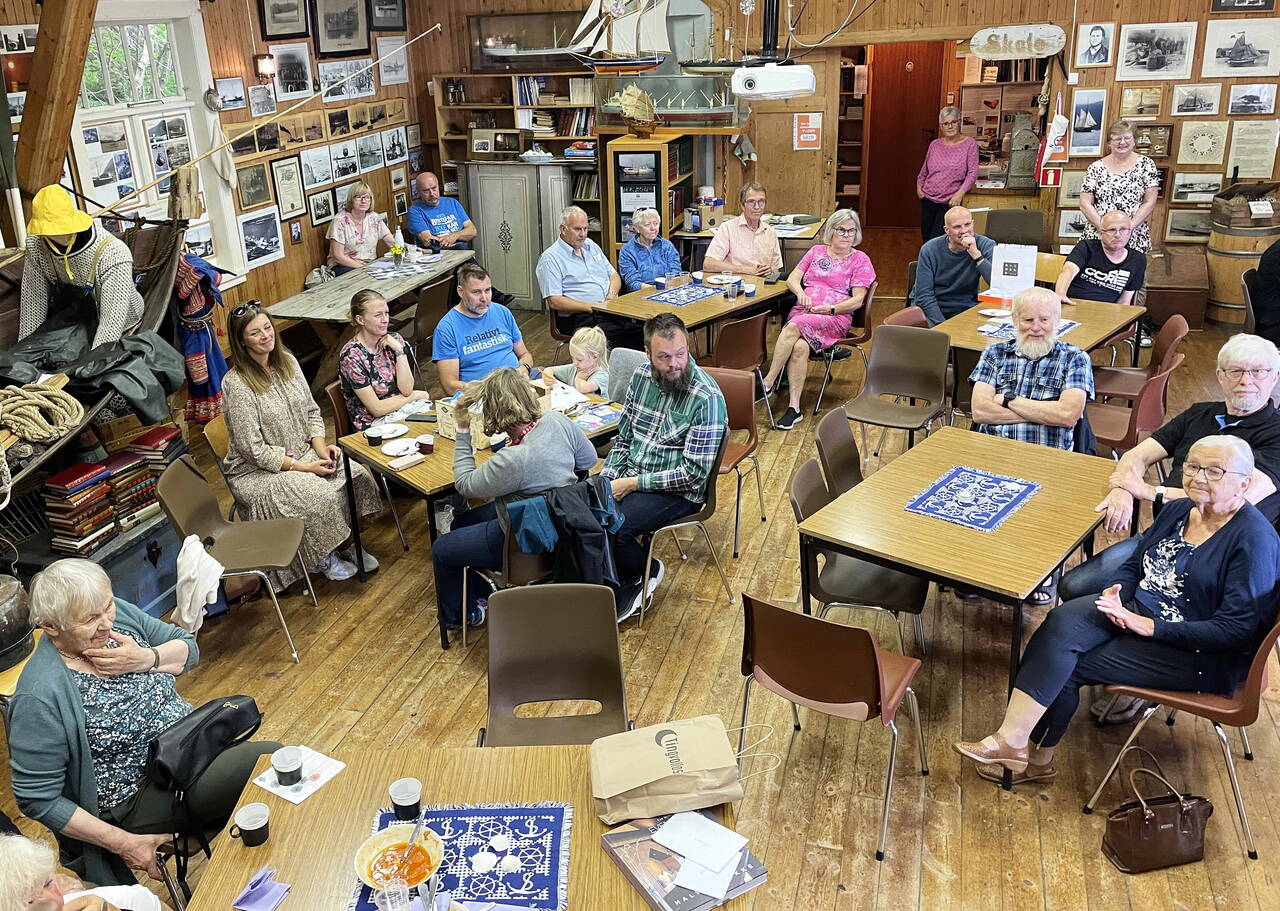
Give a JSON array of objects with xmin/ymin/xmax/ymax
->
[{"xmin": 221, "ymin": 302, "xmax": 382, "ymax": 584}]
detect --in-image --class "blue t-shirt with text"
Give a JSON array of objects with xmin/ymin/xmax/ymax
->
[
  {"xmin": 432, "ymin": 303, "xmax": 522, "ymax": 381},
  {"xmin": 407, "ymin": 197, "xmax": 471, "ymax": 246}
]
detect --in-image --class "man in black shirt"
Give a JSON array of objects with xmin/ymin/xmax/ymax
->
[
  {"xmin": 1252, "ymin": 235, "xmax": 1280, "ymax": 349},
  {"xmin": 1054, "ymin": 211, "xmax": 1146, "ymax": 305},
  {"xmin": 1061, "ymin": 333, "xmax": 1280, "ymax": 602}
]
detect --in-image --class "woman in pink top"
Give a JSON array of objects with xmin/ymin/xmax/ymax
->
[
  {"xmin": 326, "ymin": 180, "xmax": 395, "ymax": 275},
  {"xmin": 761, "ymin": 210, "xmax": 876, "ymax": 429},
  {"xmin": 916, "ymin": 106, "xmax": 979, "ymax": 241}
]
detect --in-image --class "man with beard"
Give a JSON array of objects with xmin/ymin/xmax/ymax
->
[
  {"xmin": 970, "ymin": 286, "xmax": 1094, "ymax": 452},
  {"xmin": 602, "ymin": 313, "xmax": 727, "ymax": 622}
]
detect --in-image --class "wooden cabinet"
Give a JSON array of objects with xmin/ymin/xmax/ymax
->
[{"xmin": 603, "ymin": 134, "xmax": 698, "ymax": 257}]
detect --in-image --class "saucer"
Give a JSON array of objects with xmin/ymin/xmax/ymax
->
[{"xmin": 380, "ymin": 438, "xmax": 418, "ymax": 457}]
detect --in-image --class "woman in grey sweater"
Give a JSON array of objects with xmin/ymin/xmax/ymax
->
[{"xmin": 432, "ymin": 368, "xmax": 597, "ymax": 628}]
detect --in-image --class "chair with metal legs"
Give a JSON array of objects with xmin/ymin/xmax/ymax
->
[
  {"xmin": 813, "ymin": 280, "xmax": 877, "ymax": 415},
  {"xmin": 704, "ymin": 312, "xmax": 777, "ymax": 428},
  {"xmin": 737, "ymin": 592, "xmax": 928, "ymax": 861},
  {"xmin": 324, "ymin": 381, "xmax": 409, "ymax": 550},
  {"xmin": 704, "ymin": 367, "xmax": 766, "ymax": 558}
]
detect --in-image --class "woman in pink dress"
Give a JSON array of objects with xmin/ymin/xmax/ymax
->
[{"xmin": 761, "ymin": 209, "xmax": 876, "ymax": 429}]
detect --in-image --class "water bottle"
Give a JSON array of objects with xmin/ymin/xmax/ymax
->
[{"xmin": 394, "ymin": 227, "xmax": 405, "ymax": 249}]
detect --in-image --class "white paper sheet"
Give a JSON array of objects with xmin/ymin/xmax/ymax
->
[
  {"xmin": 650, "ymin": 812, "xmax": 748, "ymax": 874},
  {"xmin": 672, "ymin": 849, "xmax": 743, "ymax": 900},
  {"xmin": 251, "ymin": 745, "xmax": 345, "ymax": 804}
]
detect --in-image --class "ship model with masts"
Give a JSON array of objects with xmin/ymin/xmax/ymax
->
[{"xmin": 571, "ymin": 0, "xmax": 671, "ymax": 73}]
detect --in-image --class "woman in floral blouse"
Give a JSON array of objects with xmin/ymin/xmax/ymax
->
[
  {"xmin": 1079, "ymin": 120, "xmax": 1160, "ymax": 254},
  {"xmin": 326, "ymin": 180, "xmax": 395, "ymax": 275},
  {"xmin": 761, "ymin": 209, "xmax": 876, "ymax": 429},
  {"xmin": 338, "ymin": 289, "xmax": 432, "ymax": 431}
]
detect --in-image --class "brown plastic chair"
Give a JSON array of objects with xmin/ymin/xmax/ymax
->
[
  {"xmin": 738, "ymin": 593, "xmax": 927, "ymax": 861},
  {"xmin": 704, "ymin": 367, "xmax": 766, "ymax": 558},
  {"xmin": 705, "ymin": 312, "xmax": 776, "ymax": 428},
  {"xmin": 457, "ymin": 516, "xmax": 555, "ymax": 649},
  {"xmin": 1082, "ymin": 610, "xmax": 1280, "ymax": 859},
  {"xmin": 324, "ymin": 381, "xmax": 408, "ymax": 550},
  {"xmin": 477, "ymin": 583, "xmax": 630, "ymax": 747},
  {"xmin": 1241, "ymin": 268, "xmax": 1260, "ymax": 335},
  {"xmin": 814, "ymin": 280, "xmax": 877, "ymax": 415},
  {"xmin": 789, "ymin": 459, "xmax": 929, "ymax": 654},
  {"xmin": 392, "ymin": 273, "xmax": 457, "ymax": 384},
  {"xmin": 1093, "ymin": 314, "xmax": 1189, "ymax": 402},
  {"xmin": 638, "ymin": 430, "xmax": 734, "ymax": 623},
  {"xmin": 814, "ymin": 408, "xmax": 864, "ymax": 496},
  {"xmin": 547, "ymin": 304, "xmax": 573, "ymax": 362},
  {"xmin": 842, "ymin": 324, "xmax": 950, "ymax": 466},
  {"xmin": 200, "ymin": 415, "xmax": 239, "ymax": 520},
  {"xmin": 883, "ymin": 306, "xmax": 926, "ymax": 328},
  {"xmin": 1087, "ymin": 355, "xmax": 1184, "ymax": 456},
  {"xmin": 156, "ymin": 456, "xmax": 316, "ymax": 663},
  {"xmin": 905, "ymin": 260, "xmax": 918, "ymax": 301},
  {"xmin": 985, "ymin": 208, "xmax": 1043, "ymax": 247}
]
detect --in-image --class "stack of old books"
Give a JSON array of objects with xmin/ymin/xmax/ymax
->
[
  {"xmin": 102, "ymin": 450, "xmax": 162, "ymax": 532},
  {"xmin": 43, "ymin": 462, "xmax": 116, "ymax": 555},
  {"xmin": 127, "ymin": 424, "xmax": 187, "ymax": 477}
]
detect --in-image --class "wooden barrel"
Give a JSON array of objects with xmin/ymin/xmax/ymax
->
[{"xmin": 1206, "ymin": 223, "xmax": 1280, "ymax": 325}]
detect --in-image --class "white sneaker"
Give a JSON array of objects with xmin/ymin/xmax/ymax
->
[
  {"xmin": 343, "ymin": 546, "xmax": 379, "ymax": 572},
  {"xmin": 618, "ymin": 559, "xmax": 665, "ymax": 623},
  {"xmin": 316, "ymin": 553, "xmax": 358, "ymax": 581}
]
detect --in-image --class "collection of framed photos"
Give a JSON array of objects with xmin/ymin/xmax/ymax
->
[{"xmin": 1061, "ymin": 11, "xmax": 1280, "ymax": 245}]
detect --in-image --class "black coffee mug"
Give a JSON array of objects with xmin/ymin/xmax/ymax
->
[
  {"xmin": 230, "ymin": 803, "xmax": 270, "ymax": 847},
  {"xmin": 393, "ymin": 799, "xmax": 421, "ymax": 821}
]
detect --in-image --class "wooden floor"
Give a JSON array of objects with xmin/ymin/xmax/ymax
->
[{"xmin": 5, "ymin": 297, "xmax": 1278, "ymax": 911}]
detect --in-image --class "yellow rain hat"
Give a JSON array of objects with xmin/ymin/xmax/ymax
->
[{"xmin": 26, "ymin": 185, "xmax": 94, "ymax": 236}]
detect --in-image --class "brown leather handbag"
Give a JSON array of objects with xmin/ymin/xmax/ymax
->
[{"xmin": 1102, "ymin": 748, "xmax": 1213, "ymax": 874}]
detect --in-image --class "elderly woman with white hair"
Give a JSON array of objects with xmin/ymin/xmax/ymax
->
[
  {"xmin": 6, "ymin": 560, "xmax": 279, "ymax": 886},
  {"xmin": 954, "ymin": 436, "xmax": 1280, "ymax": 785},
  {"xmin": 916, "ymin": 105, "xmax": 978, "ymax": 240},
  {"xmin": 761, "ymin": 209, "xmax": 876, "ymax": 429},
  {"xmin": 617, "ymin": 207, "xmax": 682, "ymax": 292},
  {"xmin": 0, "ymin": 832, "xmax": 164, "ymax": 910}
]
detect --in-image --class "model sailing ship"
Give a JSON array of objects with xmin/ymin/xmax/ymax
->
[{"xmin": 570, "ymin": 0, "xmax": 671, "ymax": 73}]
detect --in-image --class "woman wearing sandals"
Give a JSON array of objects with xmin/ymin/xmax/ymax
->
[{"xmin": 953, "ymin": 436, "xmax": 1280, "ymax": 785}]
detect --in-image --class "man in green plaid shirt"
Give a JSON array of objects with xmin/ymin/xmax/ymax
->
[{"xmin": 603, "ymin": 313, "xmax": 727, "ymax": 621}]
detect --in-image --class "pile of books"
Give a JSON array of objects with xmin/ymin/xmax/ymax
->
[
  {"xmin": 43, "ymin": 462, "xmax": 116, "ymax": 556},
  {"xmin": 102, "ymin": 450, "xmax": 162, "ymax": 532},
  {"xmin": 127, "ymin": 424, "xmax": 187, "ymax": 477}
]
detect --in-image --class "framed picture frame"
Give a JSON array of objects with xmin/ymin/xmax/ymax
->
[
  {"xmin": 1201, "ymin": 18, "xmax": 1280, "ymax": 79},
  {"xmin": 1228, "ymin": 83, "xmax": 1278, "ymax": 115},
  {"xmin": 308, "ymin": 188, "xmax": 336, "ymax": 226},
  {"xmin": 237, "ymin": 206, "xmax": 286, "ymax": 270},
  {"xmin": 406, "ymin": 123, "xmax": 420, "ymax": 148},
  {"xmin": 300, "ymin": 145, "xmax": 334, "ymax": 189},
  {"xmin": 248, "ymin": 84, "xmax": 277, "ymax": 117},
  {"xmin": 1171, "ymin": 84, "xmax": 1220, "ymax": 116},
  {"xmin": 376, "ymin": 35, "xmax": 409, "ymax": 85},
  {"xmin": 389, "ymin": 165, "xmax": 406, "ymax": 190},
  {"xmin": 1058, "ymin": 209, "xmax": 1086, "ymax": 239},
  {"xmin": 186, "ymin": 221, "xmax": 215, "ymax": 259},
  {"xmin": 289, "ymin": 220, "xmax": 303, "ymax": 245},
  {"xmin": 408, "ymin": 147, "xmax": 425, "ymax": 174},
  {"xmin": 254, "ymin": 122, "xmax": 281, "ymax": 154},
  {"xmin": 1164, "ymin": 208, "xmax": 1212, "ymax": 243},
  {"xmin": 330, "ymin": 138, "xmax": 359, "ymax": 179},
  {"xmin": 236, "ymin": 162, "xmax": 274, "ymax": 210},
  {"xmin": 393, "ymin": 190, "xmax": 408, "ymax": 216},
  {"xmin": 1132, "ymin": 122, "xmax": 1172, "ymax": 158},
  {"xmin": 270, "ymin": 42, "xmax": 313, "ymax": 102},
  {"xmin": 1176, "ymin": 120, "xmax": 1228, "ymax": 165},
  {"xmin": 368, "ymin": 0, "xmax": 406, "ymax": 31},
  {"xmin": 1170, "ymin": 172, "xmax": 1223, "ymax": 204},
  {"xmin": 381, "ymin": 125, "xmax": 407, "ymax": 165},
  {"xmin": 1068, "ymin": 88, "xmax": 1107, "ymax": 157},
  {"xmin": 1154, "ymin": 166, "xmax": 1168, "ymax": 199},
  {"xmin": 1075, "ymin": 23, "xmax": 1114, "ymax": 68},
  {"xmin": 326, "ymin": 108, "xmax": 351, "ymax": 138},
  {"xmin": 215, "ymin": 77, "xmax": 246, "ymax": 111},
  {"xmin": 1116, "ymin": 23, "xmax": 1197, "ymax": 81},
  {"xmin": 1119, "ymin": 86, "xmax": 1162, "ymax": 118},
  {"xmin": 1058, "ymin": 170, "xmax": 1086, "ymax": 206},
  {"xmin": 357, "ymin": 133, "xmax": 385, "ymax": 172},
  {"xmin": 271, "ymin": 156, "xmax": 307, "ymax": 219},
  {"xmin": 312, "ymin": 0, "xmax": 370, "ymax": 57},
  {"xmin": 1211, "ymin": 0, "xmax": 1275, "ymax": 9},
  {"xmin": 258, "ymin": 0, "xmax": 309, "ymax": 40}
]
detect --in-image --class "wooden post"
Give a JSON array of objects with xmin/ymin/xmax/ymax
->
[{"xmin": 15, "ymin": 1, "xmax": 99, "ymax": 210}]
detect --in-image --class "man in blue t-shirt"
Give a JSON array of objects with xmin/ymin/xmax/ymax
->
[
  {"xmin": 408, "ymin": 172, "xmax": 477, "ymax": 250},
  {"xmin": 433, "ymin": 262, "xmax": 532, "ymax": 393}
]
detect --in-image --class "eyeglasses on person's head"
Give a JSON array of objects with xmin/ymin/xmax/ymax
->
[{"xmin": 230, "ymin": 300, "xmax": 264, "ymax": 320}]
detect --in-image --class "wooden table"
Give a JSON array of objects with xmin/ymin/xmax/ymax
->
[
  {"xmin": 593, "ymin": 275, "xmax": 789, "ymax": 351},
  {"xmin": 933, "ymin": 298, "xmax": 1146, "ymax": 355},
  {"xmin": 185, "ymin": 745, "xmax": 651, "ymax": 911},
  {"xmin": 796, "ymin": 427, "xmax": 1113, "ymax": 779},
  {"xmin": 672, "ymin": 215, "xmax": 821, "ymax": 272}
]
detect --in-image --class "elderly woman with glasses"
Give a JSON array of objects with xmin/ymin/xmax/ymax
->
[
  {"xmin": 326, "ymin": 180, "xmax": 396, "ymax": 276},
  {"xmin": 618, "ymin": 207, "xmax": 682, "ymax": 291},
  {"xmin": 916, "ymin": 106, "xmax": 978, "ymax": 241},
  {"xmin": 0, "ymin": 831, "xmax": 165, "ymax": 910},
  {"xmin": 1079, "ymin": 119, "xmax": 1160, "ymax": 254},
  {"xmin": 954, "ymin": 436, "xmax": 1280, "ymax": 786},
  {"xmin": 6, "ymin": 560, "xmax": 280, "ymax": 887},
  {"xmin": 761, "ymin": 209, "xmax": 875, "ymax": 429},
  {"xmin": 222, "ymin": 302, "xmax": 382, "ymax": 584}
]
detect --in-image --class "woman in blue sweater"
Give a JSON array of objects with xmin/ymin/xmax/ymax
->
[
  {"xmin": 618, "ymin": 207, "xmax": 682, "ymax": 291},
  {"xmin": 953, "ymin": 435, "xmax": 1280, "ymax": 784}
]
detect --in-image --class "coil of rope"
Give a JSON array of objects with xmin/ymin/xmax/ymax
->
[{"xmin": 0, "ymin": 384, "xmax": 85, "ymax": 444}]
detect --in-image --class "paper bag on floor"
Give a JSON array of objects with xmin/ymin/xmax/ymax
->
[{"xmin": 590, "ymin": 715, "xmax": 743, "ymax": 824}]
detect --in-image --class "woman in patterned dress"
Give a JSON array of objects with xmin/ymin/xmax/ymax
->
[
  {"xmin": 761, "ymin": 209, "xmax": 876, "ymax": 429},
  {"xmin": 338, "ymin": 289, "xmax": 432, "ymax": 431},
  {"xmin": 1079, "ymin": 120, "xmax": 1160, "ymax": 254},
  {"xmin": 326, "ymin": 180, "xmax": 395, "ymax": 276},
  {"xmin": 221, "ymin": 302, "xmax": 382, "ymax": 584}
]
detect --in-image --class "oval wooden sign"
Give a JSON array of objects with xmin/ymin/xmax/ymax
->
[{"xmin": 970, "ymin": 25, "xmax": 1067, "ymax": 60}]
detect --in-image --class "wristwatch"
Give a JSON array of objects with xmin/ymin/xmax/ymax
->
[
  {"xmin": 1154, "ymin": 485, "xmax": 1166, "ymax": 508},
  {"xmin": 1001, "ymin": 393, "xmax": 1013, "ymax": 409}
]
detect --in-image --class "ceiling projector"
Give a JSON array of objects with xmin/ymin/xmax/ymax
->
[{"xmin": 731, "ymin": 63, "xmax": 816, "ymax": 100}]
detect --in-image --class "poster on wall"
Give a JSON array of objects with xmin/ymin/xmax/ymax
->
[
  {"xmin": 271, "ymin": 42, "xmax": 313, "ymax": 102},
  {"xmin": 248, "ymin": 84, "xmax": 277, "ymax": 117},
  {"xmin": 1226, "ymin": 119, "xmax": 1280, "ymax": 177},
  {"xmin": 186, "ymin": 221, "xmax": 215, "ymax": 259},
  {"xmin": 792, "ymin": 113, "xmax": 822, "ymax": 150},
  {"xmin": 216, "ymin": 77, "xmax": 246, "ymax": 111},
  {"xmin": 1229, "ymin": 83, "xmax": 1277, "ymax": 115},
  {"xmin": 376, "ymin": 36, "xmax": 409, "ymax": 85},
  {"xmin": 1068, "ymin": 88, "xmax": 1106, "ymax": 157},
  {"xmin": 1201, "ymin": 19, "xmax": 1280, "ymax": 78},
  {"xmin": 82, "ymin": 120, "xmax": 138, "ymax": 208},
  {"xmin": 318, "ymin": 59, "xmax": 375, "ymax": 103},
  {"xmin": 312, "ymin": 0, "xmax": 370, "ymax": 56},
  {"xmin": 1075, "ymin": 23, "xmax": 1114, "ymax": 67},
  {"xmin": 1176, "ymin": 120, "xmax": 1228, "ymax": 165},
  {"xmin": 237, "ymin": 206, "xmax": 285, "ymax": 269},
  {"xmin": 0, "ymin": 24, "xmax": 36, "ymax": 53},
  {"xmin": 271, "ymin": 156, "xmax": 307, "ymax": 219},
  {"xmin": 1116, "ymin": 23, "xmax": 1197, "ymax": 81}
]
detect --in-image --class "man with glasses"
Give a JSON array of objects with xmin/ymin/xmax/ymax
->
[
  {"xmin": 911, "ymin": 205, "xmax": 996, "ymax": 326},
  {"xmin": 701, "ymin": 182, "xmax": 783, "ymax": 278},
  {"xmin": 1053, "ymin": 211, "xmax": 1146, "ymax": 307}
]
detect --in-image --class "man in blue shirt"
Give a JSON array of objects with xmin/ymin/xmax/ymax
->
[
  {"xmin": 408, "ymin": 172, "xmax": 476, "ymax": 250},
  {"xmin": 536, "ymin": 205, "xmax": 640, "ymax": 349},
  {"xmin": 433, "ymin": 263, "xmax": 533, "ymax": 393},
  {"xmin": 912, "ymin": 206, "xmax": 996, "ymax": 326}
]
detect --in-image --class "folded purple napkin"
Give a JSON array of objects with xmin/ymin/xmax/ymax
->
[{"xmin": 233, "ymin": 866, "xmax": 291, "ymax": 911}]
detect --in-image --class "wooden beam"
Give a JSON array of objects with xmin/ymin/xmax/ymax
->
[{"xmin": 15, "ymin": 1, "xmax": 98, "ymax": 205}]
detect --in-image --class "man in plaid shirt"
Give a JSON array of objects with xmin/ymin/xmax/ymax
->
[
  {"xmin": 603, "ymin": 313, "xmax": 727, "ymax": 621},
  {"xmin": 970, "ymin": 286, "xmax": 1094, "ymax": 452}
]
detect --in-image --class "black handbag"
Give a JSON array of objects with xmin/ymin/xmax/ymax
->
[
  {"xmin": 1102, "ymin": 747, "xmax": 1213, "ymax": 874},
  {"xmin": 146, "ymin": 695, "xmax": 262, "ymax": 793}
]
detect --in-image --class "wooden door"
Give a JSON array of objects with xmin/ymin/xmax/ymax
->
[
  {"xmin": 467, "ymin": 164, "xmax": 541, "ymax": 308},
  {"xmin": 863, "ymin": 41, "xmax": 946, "ymax": 228}
]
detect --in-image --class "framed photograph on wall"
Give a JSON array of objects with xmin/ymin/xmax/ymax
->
[
  {"xmin": 1132, "ymin": 122, "xmax": 1172, "ymax": 158},
  {"xmin": 270, "ymin": 42, "xmax": 313, "ymax": 102},
  {"xmin": 290, "ymin": 220, "xmax": 303, "ymax": 244},
  {"xmin": 1058, "ymin": 170, "xmax": 1086, "ymax": 206},
  {"xmin": 394, "ymin": 190, "xmax": 408, "ymax": 216},
  {"xmin": 1076, "ymin": 23, "xmax": 1114, "ymax": 67},
  {"xmin": 368, "ymin": 0, "xmax": 406, "ymax": 31},
  {"xmin": 406, "ymin": 123, "xmax": 420, "ymax": 148},
  {"xmin": 1116, "ymin": 23, "xmax": 1197, "ymax": 81},
  {"xmin": 1171, "ymin": 84, "xmax": 1220, "ymax": 115},
  {"xmin": 237, "ymin": 206, "xmax": 285, "ymax": 269},
  {"xmin": 330, "ymin": 138, "xmax": 359, "ymax": 179},
  {"xmin": 1212, "ymin": 0, "xmax": 1275, "ymax": 9},
  {"xmin": 1058, "ymin": 209, "xmax": 1086, "ymax": 239},
  {"xmin": 1201, "ymin": 18, "xmax": 1280, "ymax": 79},
  {"xmin": 258, "ymin": 0, "xmax": 309, "ymax": 40},
  {"xmin": 312, "ymin": 0, "xmax": 370, "ymax": 57},
  {"xmin": 215, "ymin": 77, "xmax": 246, "ymax": 111},
  {"xmin": 1154, "ymin": 166, "xmax": 1168, "ymax": 199},
  {"xmin": 308, "ymin": 188, "xmax": 336, "ymax": 226},
  {"xmin": 1165, "ymin": 208, "xmax": 1213, "ymax": 243},
  {"xmin": 1119, "ymin": 86, "xmax": 1162, "ymax": 118},
  {"xmin": 1170, "ymin": 172, "xmax": 1223, "ymax": 203},
  {"xmin": 1176, "ymin": 120, "xmax": 1228, "ymax": 165},
  {"xmin": 326, "ymin": 108, "xmax": 351, "ymax": 137},
  {"xmin": 1228, "ymin": 83, "xmax": 1277, "ymax": 115},
  {"xmin": 236, "ymin": 162, "xmax": 273, "ymax": 210},
  {"xmin": 357, "ymin": 133, "xmax": 385, "ymax": 172},
  {"xmin": 376, "ymin": 36, "xmax": 409, "ymax": 85},
  {"xmin": 248, "ymin": 84, "xmax": 277, "ymax": 117},
  {"xmin": 271, "ymin": 156, "xmax": 307, "ymax": 219},
  {"xmin": 1068, "ymin": 88, "xmax": 1107, "ymax": 157},
  {"xmin": 381, "ymin": 125, "xmax": 407, "ymax": 165},
  {"xmin": 300, "ymin": 145, "xmax": 334, "ymax": 189}
]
